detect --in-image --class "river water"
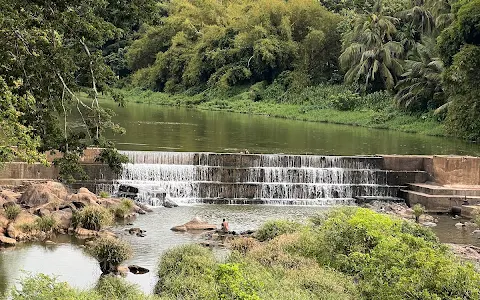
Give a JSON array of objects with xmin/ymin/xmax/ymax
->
[
  {"xmin": 101, "ymin": 101, "xmax": 480, "ymax": 155},
  {"xmin": 2, "ymin": 103, "xmax": 480, "ymax": 296}
]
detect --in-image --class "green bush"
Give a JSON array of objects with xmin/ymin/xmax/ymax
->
[
  {"xmin": 10, "ymin": 274, "xmax": 100, "ymax": 300},
  {"xmin": 111, "ymin": 198, "xmax": 134, "ymax": 218},
  {"xmin": 155, "ymin": 244, "xmax": 218, "ymax": 299},
  {"xmin": 4, "ymin": 204, "xmax": 21, "ymax": 220},
  {"xmin": 90, "ymin": 237, "xmax": 132, "ymax": 274},
  {"xmin": 35, "ymin": 215, "xmax": 58, "ymax": 232},
  {"xmin": 255, "ymin": 220, "xmax": 302, "ymax": 242},
  {"xmin": 72, "ymin": 205, "xmax": 114, "ymax": 231},
  {"xmin": 329, "ymin": 91, "xmax": 360, "ymax": 111},
  {"xmin": 300, "ymin": 207, "xmax": 480, "ymax": 299},
  {"xmin": 95, "ymin": 275, "xmax": 159, "ymax": 300},
  {"xmin": 95, "ymin": 148, "xmax": 129, "ymax": 175},
  {"xmin": 98, "ymin": 191, "xmax": 110, "ymax": 199},
  {"xmin": 412, "ymin": 203, "xmax": 425, "ymax": 223}
]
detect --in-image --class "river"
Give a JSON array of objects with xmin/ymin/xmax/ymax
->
[{"xmin": 101, "ymin": 101, "xmax": 480, "ymax": 156}]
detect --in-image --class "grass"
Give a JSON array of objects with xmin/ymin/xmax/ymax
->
[
  {"xmin": 4, "ymin": 204, "xmax": 21, "ymax": 220},
  {"xmin": 98, "ymin": 85, "xmax": 448, "ymax": 138},
  {"xmin": 89, "ymin": 237, "xmax": 133, "ymax": 274},
  {"xmin": 72, "ymin": 205, "xmax": 114, "ymax": 231}
]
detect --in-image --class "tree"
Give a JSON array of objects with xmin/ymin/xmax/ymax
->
[
  {"xmin": 340, "ymin": 5, "xmax": 403, "ymax": 92},
  {"xmin": 395, "ymin": 40, "xmax": 444, "ymax": 111},
  {"xmin": 438, "ymin": 0, "xmax": 480, "ymax": 140},
  {"xmin": 0, "ymin": 0, "xmax": 135, "ymax": 175}
]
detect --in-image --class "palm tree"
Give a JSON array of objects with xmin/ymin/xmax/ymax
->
[
  {"xmin": 340, "ymin": 6, "xmax": 403, "ymax": 92},
  {"xmin": 395, "ymin": 40, "xmax": 445, "ymax": 111}
]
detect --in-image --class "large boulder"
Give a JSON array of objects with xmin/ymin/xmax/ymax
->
[
  {"xmin": 68, "ymin": 188, "xmax": 98, "ymax": 207},
  {"xmin": 19, "ymin": 181, "xmax": 67, "ymax": 208},
  {"xmin": 0, "ymin": 190, "xmax": 21, "ymax": 203},
  {"xmin": 7, "ymin": 223, "xmax": 20, "ymax": 239},
  {"xmin": 171, "ymin": 217, "xmax": 217, "ymax": 232},
  {"xmin": 75, "ymin": 227, "xmax": 99, "ymax": 237},
  {"xmin": 0, "ymin": 234, "xmax": 16, "ymax": 246},
  {"xmin": 13, "ymin": 211, "xmax": 38, "ymax": 228},
  {"xmin": 51, "ymin": 209, "xmax": 73, "ymax": 230}
]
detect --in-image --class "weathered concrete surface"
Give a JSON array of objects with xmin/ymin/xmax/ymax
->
[
  {"xmin": 402, "ymin": 189, "xmax": 480, "ymax": 213},
  {"xmin": 432, "ymin": 156, "xmax": 480, "ymax": 186}
]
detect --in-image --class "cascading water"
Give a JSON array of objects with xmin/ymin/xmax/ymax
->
[{"xmin": 114, "ymin": 151, "xmax": 402, "ymax": 206}]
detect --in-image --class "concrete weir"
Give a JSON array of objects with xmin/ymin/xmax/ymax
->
[{"xmin": 2, "ymin": 150, "xmax": 480, "ymax": 209}]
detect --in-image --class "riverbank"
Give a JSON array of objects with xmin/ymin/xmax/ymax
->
[{"xmin": 114, "ymin": 86, "xmax": 447, "ymax": 137}]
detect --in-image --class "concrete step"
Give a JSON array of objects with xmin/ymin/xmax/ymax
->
[
  {"xmin": 408, "ymin": 183, "xmax": 480, "ymax": 196},
  {"xmin": 401, "ymin": 189, "xmax": 480, "ymax": 213},
  {"xmin": 460, "ymin": 205, "xmax": 480, "ymax": 218}
]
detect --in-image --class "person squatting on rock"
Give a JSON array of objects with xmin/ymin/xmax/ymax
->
[{"xmin": 221, "ymin": 218, "xmax": 229, "ymax": 232}]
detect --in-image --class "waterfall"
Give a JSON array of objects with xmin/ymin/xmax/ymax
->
[{"xmin": 114, "ymin": 151, "xmax": 400, "ymax": 205}]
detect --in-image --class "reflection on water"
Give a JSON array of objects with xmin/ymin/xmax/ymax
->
[
  {"xmin": 101, "ymin": 101, "xmax": 480, "ymax": 156},
  {"xmin": 1, "ymin": 205, "xmax": 480, "ymax": 296}
]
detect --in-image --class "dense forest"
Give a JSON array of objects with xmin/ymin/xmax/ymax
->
[{"xmin": 1, "ymin": 0, "xmax": 479, "ymax": 170}]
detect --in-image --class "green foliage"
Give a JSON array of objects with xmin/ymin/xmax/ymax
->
[
  {"xmin": 215, "ymin": 263, "xmax": 261, "ymax": 300},
  {"xmin": 395, "ymin": 41, "xmax": 445, "ymax": 112},
  {"xmin": 329, "ymin": 91, "xmax": 361, "ymax": 111},
  {"xmin": 340, "ymin": 7, "xmax": 403, "ymax": 92},
  {"xmin": 35, "ymin": 216, "xmax": 58, "ymax": 232},
  {"xmin": 72, "ymin": 205, "xmax": 114, "ymax": 231},
  {"xmin": 300, "ymin": 207, "xmax": 480, "ymax": 299},
  {"xmin": 94, "ymin": 275, "xmax": 162, "ymax": 300},
  {"xmin": 53, "ymin": 152, "xmax": 89, "ymax": 184},
  {"xmin": 10, "ymin": 274, "xmax": 100, "ymax": 300},
  {"xmin": 4, "ymin": 204, "xmax": 21, "ymax": 220},
  {"xmin": 412, "ymin": 203, "xmax": 425, "ymax": 222},
  {"xmin": 90, "ymin": 237, "xmax": 132, "ymax": 274},
  {"xmin": 99, "ymin": 191, "xmax": 110, "ymax": 199},
  {"xmin": 128, "ymin": 0, "xmax": 341, "ymax": 92},
  {"xmin": 155, "ymin": 244, "xmax": 218, "ymax": 299},
  {"xmin": 111, "ymin": 199, "xmax": 134, "ymax": 218},
  {"xmin": 95, "ymin": 148, "xmax": 129, "ymax": 175},
  {"xmin": 255, "ymin": 220, "xmax": 302, "ymax": 242}
]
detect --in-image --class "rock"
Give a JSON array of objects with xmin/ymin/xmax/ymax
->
[
  {"xmin": 421, "ymin": 221, "xmax": 437, "ymax": 227},
  {"xmin": 447, "ymin": 243, "xmax": 480, "ymax": 262},
  {"xmin": 134, "ymin": 202, "xmax": 153, "ymax": 213},
  {"xmin": 75, "ymin": 228, "xmax": 99, "ymax": 237},
  {"xmin": 127, "ymin": 228, "xmax": 145, "ymax": 235},
  {"xmin": 171, "ymin": 217, "xmax": 217, "ymax": 232},
  {"xmin": 0, "ymin": 234, "xmax": 16, "ymax": 246},
  {"xmin": 45, "ymin": 240, "xmax": 55, "ymax": 245},
  {"xmin": 99, "ymin": 230, "xmax": 117, "ymax": 239},
  {"xmin": 0, "ymin": 214, "xmax": 8, "ymax": 229},
  {"xmin": 0, "ymin": 190, "xmax": 21, "ymax": 203},
  {"xmin": 13, "ymin": 211, "xmax": 38, "ymax": 228},
  {"xmin": 51, "ymin": 209, "xmax": 73, "ymax": 230},
  {"xmin": 136, "ymin": 232, "xmax": 146, "ymax": 237},
  {"xmin": 35, "ymin": 208, "xmax": 52, "ymax": 217},
  {"xmin": 68, "ymin": 191, "xmax": 98, "ymax": 207},
  {"xmin": 7, "ymin": 223, "xmax": 19, "ymax": 239},
  {"xmin": 85, "ymin": 240, "xmax": 95, "ymax": 247},
  {"xmin": 465, "ymin": 221, "xmax": 478, "ymax": 228},
  {"xmin": 455, "ymin": 222, "xmax": 465, "ymax": 228},
  {"xmin": 117, "ymin": 265, "xmax": 129, "ymax": 275},
  {"xmin": 19, "ymin": 181, "xmax": 67, "ymax": 208},
  {"xmin": 163, "ymin": 197, "xmax": 178, "ymax": 208},
  {"xmin": 128, "ymin": 265, "xmax": 149, "ymax": 274}
]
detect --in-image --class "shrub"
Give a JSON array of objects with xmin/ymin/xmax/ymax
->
[
  {"xmin": 155, "ymin": 244, "xmax": 218, "ymax": 299},
  {"xmin": 10, "ymin": 274, "xmax": 101, "ymax": 300},
  {"xmin": 72, "ymin": 205, "xmax": 114, "ymax": 231},
  {"xmin": 35, "ymin": 215, "xmax": 58, "ymax": 232},
  {"xmin": 98, "ymin": 191, "xmax": 110, "ymax": 198},
  {"xmin": 412, "ymin": 203, "xmax": 425, "ymax": 223},
  {"xmin": 90, "ymin": 237, "xmax": 132, "ymax": 274},
  {"xmin": 95, "ymin": 275, "xmax": 157, "ymax": 300},
  {"xmin": 215, "ymin": 263, "xmax": 261, "ymax": 300},
  {"xmin": 4, "ymin": 204, "xmax": 21, "ymax": 220},
  {"xmin": 111, "ymin": 198, "xmax": 134, "ymax": 218},
  {"xmin": 95, "ymin": 148, "xmax": 129, "ymax": 175},
  {"xmin": 329, "ymin": 91, "xmax": 360, "ymax": 111},
  {"xmin": 255, "ymin": 220, "xmax": 301, "ymax": 242},
  {"xmin": 301, "ymin": 207, "xmax": 480, "ymax": 299},
  {"xmin": 230, "ymin": 237, "xmax": 260, "ymax": 254}
]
